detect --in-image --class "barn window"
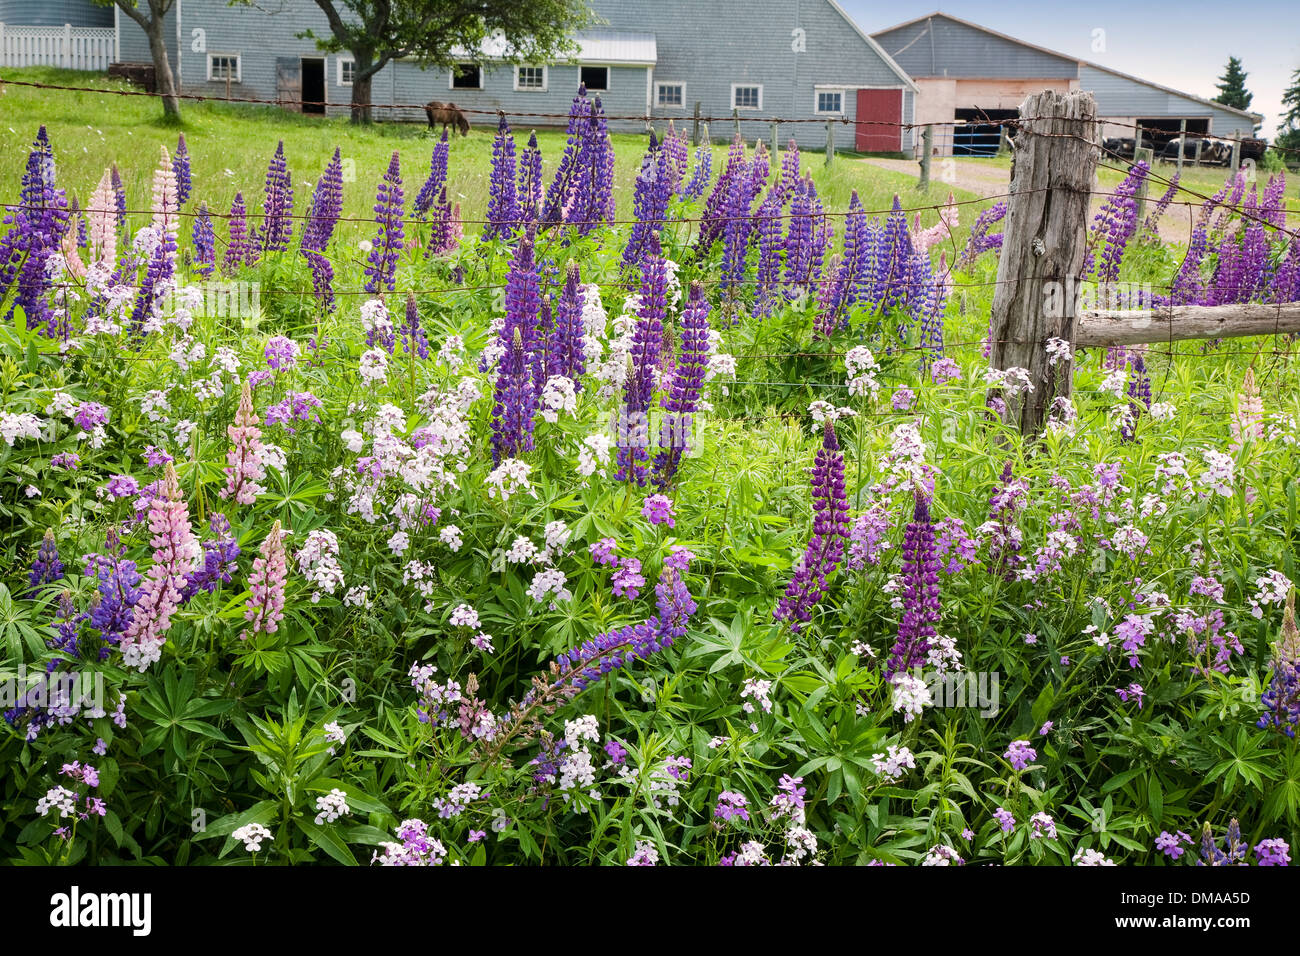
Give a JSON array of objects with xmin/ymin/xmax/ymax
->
[
  {"xmin": 450, "ymin": 64, "xmax": 482, "ymax": 89},
  {"xmin": 207, "ymin": 53, "xmax": 240, "ymax": 83},
  {"xmin": 337, "ymin": 58, "xmax": 355, "ymax": 87},
  {"xmin": 580, "ymin": 66, "xmax": 609, "ymax": 91},
  {"xmin": 732, "ymin": 84, "xmax": 761, "ymax": 110},
  {"xmin": 515, "ymin": 66, "xmax": 547, "ymax": 91},
  {"xmin": 657, "ymin": 83, "xmax": 685, "ymax": 108},
  {"xmin": 815, "ymin": 90, "xmax": 843, "ymax": 115}
]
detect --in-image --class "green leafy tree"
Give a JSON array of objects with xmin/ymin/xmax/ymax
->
[
  {"xmin": 1213, "ymin": 56, "xmax": 1253, "ymax": 111},
  {"xmin": 95, "ymin": 0, "xmax": 182, "ymax": 120},
  {"xmin": 299, "ymin": 0, "xmax": 594, "ymax": 124},
  {"xmin": 1277, "ymin": 66, "xmax": 1300, "ymax": 159}
]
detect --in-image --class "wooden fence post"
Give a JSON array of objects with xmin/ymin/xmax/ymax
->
[
  {"xmin": 692, "ymin": 101, "xmax": 701, "ymax": 146},
  {"xmin": 1133, "ymin": 146, "xmax": 1153, "ymax": 221},
  {"xmin": 1230, "ymin": 130, "xmax": 1242, "ymax": 173},
  {"xmin": 732, "ymin": 108, "xmax": 740, "ymax": 140},
  {"xmin": 770, "ymin": 120, "xmax": 779, "ymax": 160},
  {"xmin": 987, "ymin": 89, "xmax": 1099, "ymax": 436},
  {"xmin": 1176, "ymin": 118, "xmax": 1186, "ymax": 174},
  {"xmin": 825, "ymin": 119, "xmax": 835, "ymax": 166},
  {"xmin": 918, "ymin": 124, "xmax": 933, "ymax": 190}
]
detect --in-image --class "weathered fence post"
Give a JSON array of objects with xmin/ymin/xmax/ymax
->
[
  {"xmin": 1230, "ymin": 129, "xmax": 1242, "ymax": 173},
  {"xmin": 1133, "ymin": 146, "xmax": 1153, "ymax": 221},
  {"xmin": 918, "ymin": 124, "xmax": 933, "ymax": 190},
  {"xmin": 1176, "ymin": 118, "xmax": 1186, "ymax": 174},
  {"xmin": 732, "ymin": 108, "xmax": 741, "ymax": 140},
  {"xmin": 692, "ymin": 102, "xmax": 701, "ymax": 146},
  {"xmin": 987, "ymin": 89, "xmax": 1099, "ymax": 437},
  {"xmin": 825, "ymin": 119, "xmax": 835, "ymax": 166},
  {"xmin": 771, "ymin": 120, "xmax": 779, "ymax": 159}
]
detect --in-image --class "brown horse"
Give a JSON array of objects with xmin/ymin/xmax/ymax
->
[{"xmin": 424, "ymin": 101, "xmax": 470, "ymax": 136}]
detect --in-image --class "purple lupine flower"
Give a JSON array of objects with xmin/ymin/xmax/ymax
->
[
  {"xmin": 301, "ymin": 148, "xmax": 344, "ymax": 312},
  {"xmin": 958, "ymin": 201, "xmax": 1007, "ymax": 267},
  {"xmin": 365, "ymin": 151, "xmax": 405, "ymax": 294},
  {"xmin": 0, "ymin": 127, "xmax": 70, "ymax": 337},
  {"xmin": 1142, "ymin": 172, "xmax": 1180, "ymax": 235},
  {"xmin": 774, "ymin": 420, "xmax": 850, "ymax": 630},
  {"xmin": 622, "ymin": 130, "xmax": 674, "ymax": 269},
  {"xmin": 545, "ymin": 564, "xmax": 696, "ymax": 694},
  {"xmin": 192, "ymin": 202, "xmax": 216, "ymax": 278},
  {"xmin": 681, "ymin": 141, "xmax": 712, "ymax": 201},
  {"xmin": 414, "ymin": 128, "xmax": 450, "ymax": 218},
  {"xmin": 28, "ymin": 529, "xmax": 64, "ymax": 591},
  {"xmin": 695, "ymin": 133, "xmax": 746, "ymax": 254},
  {"xmin": 518, "ymin": 131, "xmax": 543, "ymax": 220},
  {"xmin": 398, "ymin": 292, "xmax": 429, "ymax": 360},
  {"xmin": 111, "ymin": 162, "xmax": 127, "ymax": 232},
  {"xmin": 180, "ymin": 514, "xmax": 241, "ymax": 603},
  {"xmin": 884, "ymin": 491, "xmax": 941, "ymax": 677},
  {"xmin": 652, "ymin": 280, "xmax": 711, "ymax": 487},
  {"xmin": 490, "ymin": 224, "xmax": 542, "ymax": 463},
  {"xmin": 617, "ymin": 254, "xmax": 668, "ymax": 484},
  {"xmin": 257, "ymin": 141, "xmax": 294, "ymax": 253},
  {"xmin": 547, "ymin": 261, "xmax": 585, "ymax": 384},
  {"xmin": 173, "ymin": 133, "xmax": 191, "ymax": 206},
  {"xmin": 1259, "ymin": 592, "xmax": 1300, "ymax": 738},
  {"xmin": 541, "ymin": 85, "xmax": 593, "ymax": 227},
  {"xmin": 753, "ymin": 190, "xmax": 785, "ymax": 317},
  {"xmin": 661, "ymin": 123, "xmax": 689, "ymax": 195},
  {"xmin": 69, "ymin": 195, "xmax": 88, "ymax": 249},
  {"xmin": 1120, "ymin": 351, "xmax": 1151, "ymax": 443},
  {"xmin": 568, "ymin": 94, "xmax": 615, "ymax": 235},
  {"xmin": 223, "ymin": 192, "xmax": 254, "ymax": 274},
  {"xmin": 1088, "ymin": 161, "xmax": 1147, "ymax": 282},
  {"xmin": 719, "ymin": 155, "xmax": 760, "ymax": 300},
  {"xmin": 773, "ymin": 136, "xmax": 801, "ymax": 205},
  {"xmin": 918, "ymin": 253, "xmax": 950, "ymax": 370},
  {"xmin": 484, "ymin": 115, "xmax": 519, "ymax": 239},
  {"xmin": 784, "ymin": 172, "xmax": 820, "ymax": 291}
]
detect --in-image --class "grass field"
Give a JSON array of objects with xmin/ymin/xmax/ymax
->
[{"xmin": 0, "ymin": 67, "xmax": 983, "ymax": 246}]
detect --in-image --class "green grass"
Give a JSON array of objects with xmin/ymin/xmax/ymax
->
[{"xmin": 0, "ymin": 67, "xmax": 981, "ymax": 244}]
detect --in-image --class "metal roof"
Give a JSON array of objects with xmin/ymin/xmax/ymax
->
[
  {"xmin": 871, "ymin": 12, "xmax": 1263, "ymax": 125},
  {"xmin": 456, "ymin": 30, "xmax": 657, "ymax": 66}
]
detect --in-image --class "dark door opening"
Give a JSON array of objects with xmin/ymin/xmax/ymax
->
[
  {"xmin": 953, "ymin": 108, "xmax": 1016, "ymax": 156},
  {"xmin": 302, "ymin": 58, "xmax": 325, "ymax": 114}
]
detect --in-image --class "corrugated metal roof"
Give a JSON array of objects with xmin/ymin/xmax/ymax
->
[{"xmin": 456, "ymin": 30, "xmax": 656, "ymax": 65}]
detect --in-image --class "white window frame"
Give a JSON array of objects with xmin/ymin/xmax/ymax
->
[
  {"xmin": 336, "ymin": 57, "xmax": 355, "ymax": 87},
  {"xmin": 448, "ymin": 63, "xmax": 484, "ymax": 90},
  {"xmin": 656, "ymin": 81, "xmax": 685, "ymax": 108},
  {"xmin": 731, "ymin": 83, "xmax": 762, "ymax": 110},
  {"xmin": 207, "ymin": 52, "xmax": 241, "ymax": 83},
  {"xmin": 580, "ymin": 64, "xmax": 611, "ymax": 92},
  {"xmin": 514, "ymin": 65, "xmax": 548, "ymax": 92},
  {"xmin": 814, "ymin": 88, "xmax": 845, "ymax": 115}
]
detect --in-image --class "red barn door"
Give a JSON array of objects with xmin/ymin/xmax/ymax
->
[{"xmin": 856, "ymin": 89, "xmax": 903, "ymax": 152}]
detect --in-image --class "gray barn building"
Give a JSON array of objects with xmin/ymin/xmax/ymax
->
[
  {"xmin": 0, "ymin": 1, "xmax": 1263, "ymax": 156},
  {"xmin": 871, "ymin": 12, "xmax": 1262, "ymax": 156}
]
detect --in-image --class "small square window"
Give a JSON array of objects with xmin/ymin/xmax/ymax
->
[
  {"xmin": 208, "ymin": 54, "xmax": 240, "ymax": 82},
  {"xmin": 733, "ymin": 85, "xmax": 761, "ymax": 110},
  {"xmin": 450, "ymin": 64, "xmax": 481, "ymax": 89},
  {"xmin": 657, "ymin": 83, "xmax": 684, "ymax": 107},
  {"xmin": 580, "ymin": 65, "xmax": 609, "ymax": 91},
  {"xmin": 338, "ymin": 59, "xmax": 355, "ymax": 87},
  {"xmin": 516, "ymin": 66, "xmax": 546, "ymax": 90},
  {"xmin": 816, "ymin": 90, "xmax": 843, "ymax": 114}
]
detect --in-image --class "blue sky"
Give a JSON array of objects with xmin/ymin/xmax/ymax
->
[{"xmin": 838, "ymin": 1, "xmax": 1299, "ymax": 135}]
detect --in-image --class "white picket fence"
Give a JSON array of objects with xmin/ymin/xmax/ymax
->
[{"xmin": 0, "ymin": 24, "xmax": 117, "ymax": 71}]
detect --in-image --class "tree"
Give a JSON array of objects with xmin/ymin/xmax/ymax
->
[
  {"xmin": 299, "ymin": 0, "xmax": 593, "ymax": 124},
  {"xmin": 1277, "ymin": 66, "xmax": 1300, "ymax": 157},
  {"xmin": 96, "ymin": 0, "xmax": 182, "ymax": 120},
  {"xmin": 1213, "ymin": 56, "xmax": 1253, "ymax": 112}
]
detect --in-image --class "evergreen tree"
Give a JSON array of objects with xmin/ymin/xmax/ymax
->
[
  {"xmin": 1213, "ymin": 56, "xmax": 1253, "ymax": 111},
  {"xmin": 1276, "ymin": 67, "xmax": 1300, "ymax": 156}
]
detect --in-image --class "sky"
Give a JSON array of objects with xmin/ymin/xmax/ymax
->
[{"xmin": 837, "ymin": 0, "xmax": 1299, "ymax": 135}]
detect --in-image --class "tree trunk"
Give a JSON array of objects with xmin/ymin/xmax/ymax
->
[
  {"xmin": 145, "ymin": 7, "xmax": 181, "ymax": 120},
  {"xmin": 351, "ymin": 59, "xmax": 374, "ymax": 125}
]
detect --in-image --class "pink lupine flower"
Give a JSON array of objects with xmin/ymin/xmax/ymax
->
[
  {"xmin": 244, "ymin": 520, "xmax": 288, "ymax": 640},
  {"xmin": 151, "ymin": 144, "xmax": 180, "ymax": 276},
  {"xmin": 119, "ymin": 463, "xmax": 200, "ymax": 671},
  {"xmin": 87, "ymin": 167, "xmax": 118, "ymax": 270},
  {"xmin": 220, "ymin": 379, "xmax": 266, "ymax": 505}
]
